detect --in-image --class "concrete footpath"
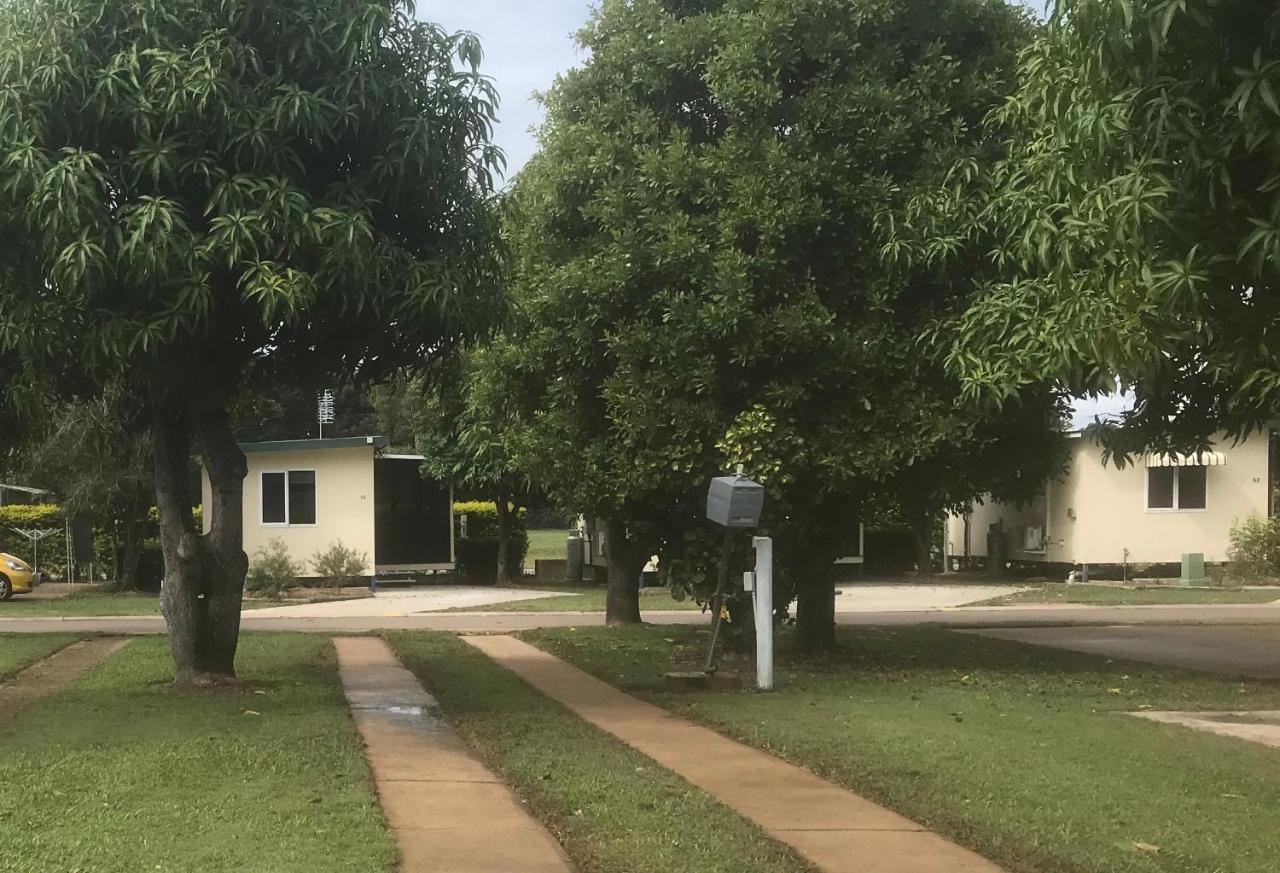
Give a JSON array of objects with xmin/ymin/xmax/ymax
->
[
  {"xmin": 0, "ymin": 638, "xmax": 129, "ymax": 725},
  {"xmin": 333, "ymin": 637, "xmax": 572, "ymax": 873},
  {"xmin": 466, "ymin": 635, "xmax": 1001, "ymax": 873}
]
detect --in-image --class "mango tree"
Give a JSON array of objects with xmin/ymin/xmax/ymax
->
[
  {"xmin": 903, "ymin": 0, "xmax": 1280, "ymax": 453},
  {"xmin": 0, "ymin": 0, "xmax": 502, "ymax": 684}
]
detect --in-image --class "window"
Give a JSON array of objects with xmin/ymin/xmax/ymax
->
[
  {"xmin": 261, "ymin": 470, "xmax": 317, "ymax": 525},
  {"xmin": 1147, "ymin": 466, "xmax": 1207, "ymax": 511}
]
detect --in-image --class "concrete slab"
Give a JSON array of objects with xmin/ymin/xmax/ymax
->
[
  {"xmin": 252, "ymin": 586, "xmax": 577, "ymax": 618},
  {"xmin": 333, "ymin": 637, "xmax": 572, "ymax": 873},
  {"xmin": 466, "ymin": 634, "xmax": 1002, "ymax": 873},
  {"xmin": 834, "ymin": 584, "xmax": 1025, "ymax": 612},
  {"xmin": 966, "ymin": 624, "xmax": 1280, "ymax": 679},
  {"xmin": 1130, "ymin": 710, "xmax": 1280, "ymax": 749},
  {"xmin": 0, "ymin": 638, "xmax": 130, "ymax": 725}
]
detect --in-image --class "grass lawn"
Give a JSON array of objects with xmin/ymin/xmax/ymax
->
[
  {"xmin": 0, "ymin": 588, "xmax": 342, "ymax": 618},
  {"xmin": 0, "ymin": 589, "xmax": 166, "ymax": 617},
  {"xmin": 525, "ymin": 528, "xmax": 573, "ymax": 563},
  {"xmin": 974, "ymin": 583, "xmax": 1280, "ymax": 607},
  {"xmin": 386, "ymin": 631, "xmax": 809, "ymax": 873},
  {"xmin": 455, "ymin": 584, "xmax": 706, "ymax": 612},
  {"xmin": 526, "ymin": 624, "xmax": 1280, "ymax": 873},
  {"xmin": 0, "ymin": 634, "xmax": 79, "ymax": 680},
  {"xmin": 0, "ymin": 634, "xmax": 395, "ymax": 873}
]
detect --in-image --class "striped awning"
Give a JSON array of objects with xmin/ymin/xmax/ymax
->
[{"xmin": 1145, "ymin": 451, "xmax": 1227, "ymax": 467}]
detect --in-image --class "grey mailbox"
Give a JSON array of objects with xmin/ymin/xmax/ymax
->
[{"xmin": 706, "ymin": 475, "xmax": 764, "ymax": 528}]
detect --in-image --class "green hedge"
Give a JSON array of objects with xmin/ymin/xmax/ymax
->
[
  {"xmin": 0, "ymin": 503, "xmax": 63, "ymax": 529},
  {"xmin": 453, "ymin": 501, "xmax": 528, "ymax": 583}
]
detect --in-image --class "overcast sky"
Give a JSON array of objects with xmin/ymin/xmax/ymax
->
[{"xmin": 426, "ymin": 1, "xmax": 1055, "ymax": 179}]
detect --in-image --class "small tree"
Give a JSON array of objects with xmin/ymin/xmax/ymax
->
[
  {"xmin": 0, "ymin": 0, "xmax": 502, "ymax": 684},
  {"xmin": 414, "ymin": 347, "xmax": 529, "ymax": 585},
  {"xmin": 10, "ymin": 385, "xmax": 154, "ymax": 590}
]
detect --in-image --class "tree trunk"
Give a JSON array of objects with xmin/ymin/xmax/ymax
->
[
  {"xmin": 603, "ymin": 517, "xmax": 644, "ymax": 626},
  {"xmin": 153, "ymin": 402, "xmax": 248, "ymax": 687},
  {"xmin": 113, "ymin": 512, "xmax": 145, "ymax": 592},
  {"xmin": 494, "ymin": 485, "xmax": 512, "ymax": 586},
  {"xmin": 795, "ymin": 571, "xmax": 837, "ymax": 651},
  {"xmin": 911, "ymin": 513, "xmax": 934, "ymax": 575}
]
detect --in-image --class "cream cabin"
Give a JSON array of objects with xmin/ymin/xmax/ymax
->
[
  {"xmin": 948, "ymin": 431, "xmax": 1274, "ymax": 571},
  {"xmin": 201, "ymin": 436, "xmax": 453, "ymax": 579}
]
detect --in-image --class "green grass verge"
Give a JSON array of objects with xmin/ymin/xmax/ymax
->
[
  {"xmin": 455, "ymin": 585, "xmax": 705, "ymax": 612},
  {"xmin": 0, "ymin": 589, "xmax": 166, "ymax": 616},
  {"xmin": 0, "ymin": 634, "xmax": 396, "ymax": 873},
  {"xmin": 386, "ymin": 631, "xmax": 810, "ymax": 873},
  {"xmin": 526, "ymin": 624, "xmax": 1280, "ymax": 873},
  {"xmin": 974, "ymin": 583, "xmax": 1280, "ymax": 606},
  {"xmin": 0, "ymin": 634, "xmax": 79, "ymax": 680},
  {"xmin": 0, "ymin": 588, "xmax": 328, "ymax": 618},
  {"xmin": 525, "ymin": 528, "xmax": 573, "ymax": 563}
]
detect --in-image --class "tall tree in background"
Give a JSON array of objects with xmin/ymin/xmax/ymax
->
[
  {"xmin": 12, "ymin": 386, "xmax": 154, "ymax": 591},
  {"xmin": 904, "ymin": 0, "xmax": 1280, "ymax": 454},
  {"xmin": 414, "ymin": 346, "xmax": 529, "ymax": 584},
  {"xmin": 506, "ymin": 0, "xmax": 1037, "ymax": 640},
  {"xmin": 0, "ymin": 0, "xmax": 502, "ymax": 684}
]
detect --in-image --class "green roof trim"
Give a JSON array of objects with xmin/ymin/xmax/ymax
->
[{"xmin": 238, "ymin": 436, "xmax": 389, "ymax": 454}]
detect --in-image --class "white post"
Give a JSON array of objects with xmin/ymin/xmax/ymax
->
[{"xmin": 752, "ymin": 535, "xmax": 774, "ymax": 691}]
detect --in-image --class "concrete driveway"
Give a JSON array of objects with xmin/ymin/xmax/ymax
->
[
  {"xmin": 834, "ymin": 584, "xmax": 1024, "ymax": 612},
  {"xmin": 967, "ymin": 625, "xmax": 1280, "ymax": 679},
  {"xmin": 246, "ymin": 586, "xmax": 578, "ymax": 618}
]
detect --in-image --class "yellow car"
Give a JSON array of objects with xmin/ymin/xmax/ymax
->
[{"xmin": 0, "ymin": 552, "xmax": 38, "ymax": 601}]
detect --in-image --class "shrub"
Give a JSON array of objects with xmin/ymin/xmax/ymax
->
[
  {"xmin": 245, "ymin": 538, "xmax": 304, "ymax": 596},
  {"xmin": 310, "ymin": 541, "xmax": 369, "ymax": 588},
  {"xmin": 0, "ymin": 503, "xmax": 63, "ymax": 530},
  {"xmin": 1228, "ymin": 516, "xmax": 1280, "ymax": 579}
]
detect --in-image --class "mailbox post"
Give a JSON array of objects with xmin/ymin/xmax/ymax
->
[
  {"xmin": 703, "ymin": 473, "xmax": 769, "ymax": 682},
  {"xmin": 744, "ymin": 536, "xmax": 774, "ymax": 690}
]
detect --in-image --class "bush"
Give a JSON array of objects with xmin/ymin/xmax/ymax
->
[
  {"xmin": 310, "ymin": 540, "xmax": 369, "ymax": 588},
  {"xmin": 0, "ymin": 503, "xmax": 63, "ymax": 530},
  {"xmin": 1228, "ymin": 516, "xmax": 1280, "ymax": 579},
  {"xmin": 245, "ymin": 538, "xmax": 304, "ymax": 596}
]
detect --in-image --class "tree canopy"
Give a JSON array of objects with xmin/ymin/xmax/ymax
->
[
  {"xmin": 503, "ymin": 0, "xmax": 1046, "ymax": 638},
  {"xmin": 901, "ymin": 0, "xmax": 1280, "ymax": 453},
  {"xmin": 0, "ymin": 0, "xmax": 503, "ymax": 682}
]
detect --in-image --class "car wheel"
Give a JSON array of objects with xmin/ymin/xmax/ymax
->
[{"xmin": 0, "ymin": 575, "xmax": 11, "ymax": 602}]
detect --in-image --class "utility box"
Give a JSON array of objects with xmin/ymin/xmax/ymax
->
[
  {"xmin": 706, "ymin": 475, "xmax": 764, "ymax": 528},
  {"xmin": 1180, "ymin": 552, "xmax": 1207, "ymax": 587}
]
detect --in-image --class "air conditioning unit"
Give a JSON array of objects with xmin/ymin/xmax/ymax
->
[{"xmin": 1024, "ymin": 525, "xmax": 1045, "ymax": 552}]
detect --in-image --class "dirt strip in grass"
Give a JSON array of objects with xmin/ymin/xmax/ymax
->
[{"xmin": 0, "ymin": 633, "xmax": 80, "ymax": 680}]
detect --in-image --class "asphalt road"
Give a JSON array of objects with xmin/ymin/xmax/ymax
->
[{"xmin": 967, "ymin": 624, "xmax": 1280, "ymax": 679}]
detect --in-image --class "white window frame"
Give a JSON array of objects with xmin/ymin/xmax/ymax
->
[
  {"xmin": 1145, "ymin": 466, "xmax": 1208, "ymax": 513},
  {"xmin": 259, "ymin": 469, "xmax": 318, "ymax": 527}
]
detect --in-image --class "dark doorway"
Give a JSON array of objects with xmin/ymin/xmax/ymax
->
[{"xmin": 374, "ymin": 458, "xmax": 452, "ymax": 567}]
